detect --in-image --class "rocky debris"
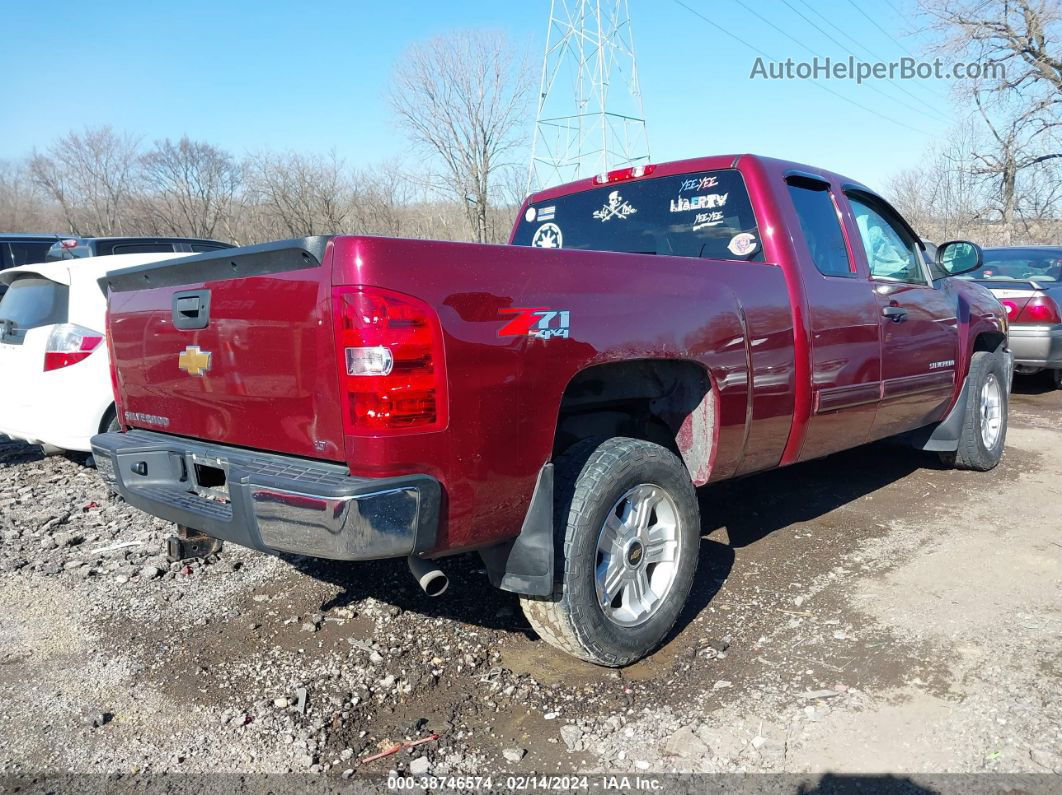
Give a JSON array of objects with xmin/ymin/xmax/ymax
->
[
  {"xmin": 502, "ymin": 748, "xmax": 526, "ymax": 763},
  {"xmin": 664, "ymin": 725, "xmax": 709, "ymax": 759},
  {"xmin": 559, "ymin": 724, "xmax": 583, "ymax": 751},
  {"xmin": 85, "ymin": 712, "xmax": 111, "ymax": 729},
  {"xmin": 409, "ymin": 756, "xmax": 430, "ymax": 775}
]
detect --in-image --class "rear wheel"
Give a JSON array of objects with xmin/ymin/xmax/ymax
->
[
  {"xmin": 1053, "ymin": 369, "xmax": 1062, "ymax": 390},
  {"xmin": 939, "ymin": 350, "xmax": 1008, "ymax": 471},
  {"xmin": 519, "ymin": 437, "xmax": 700, "ymax": 667}
]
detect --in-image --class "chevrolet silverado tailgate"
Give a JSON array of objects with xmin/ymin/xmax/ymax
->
[{"xmin": 104, "ymin": 237, "xmax": 346, "ymax": 462}]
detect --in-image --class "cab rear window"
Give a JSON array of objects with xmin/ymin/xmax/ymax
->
[
  {"xmin": 0, "ymin": 277, "xmax": 69, "ymax": 335},
  {"xmin": 512, "ymin": 169, "xmax": 763, "ymax": 262}
]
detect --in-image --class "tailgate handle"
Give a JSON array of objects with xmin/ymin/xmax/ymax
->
[{"xmin": 172, "ymin": 290, "xmax": 211, "ymax": 330}]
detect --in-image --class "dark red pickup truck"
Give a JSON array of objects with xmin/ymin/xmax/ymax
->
[{"xmin": 93, "ymin": 154, "xmax": 1010, "ymax": 666}]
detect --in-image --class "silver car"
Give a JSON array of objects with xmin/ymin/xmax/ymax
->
[{"xmin": 956, "ymin": 246, "xmax": 1062, "ymax": 388}]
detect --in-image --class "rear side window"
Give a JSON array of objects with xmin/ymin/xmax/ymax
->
[
  {"xmin": 0, "ymin": 277, "xmax": 69, "ymax": 336},
  {"xmin": 190, "ymin": 243, "xmax": 227, "ymax": 252},
  {"xmin": 109, "ymin": 243, "xmax": 176, "ymax": 255},
  {"xmin": 8, "ymin": 241, "xmax": 55, "ymax": 267},
  {"xmin": 512, "ymin": 169, "xmax": 764, "ymax": 262},
  {"xmin": 787, "ymin": 182, "xmax": 853, "ymax": 277}
]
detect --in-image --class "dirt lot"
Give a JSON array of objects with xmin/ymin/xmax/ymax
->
[{"xmin": 1, "ymin": 378, "xmax": 1060, "ymax": 785}]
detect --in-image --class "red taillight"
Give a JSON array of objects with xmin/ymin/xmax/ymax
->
[
  {"xmin": 43, "ymin": 323, "xmax": 103, "ymax": 371},
  {"xmin": 60, "ymin": 238, "xmax": 77, "ymax": 249},
  {"xmin": 1000, "ymin": 299, "xmax": 1020, "ymax": 318},
  {"xmin": 332, "ymin": 286, "xmax": 448, "ymax": 434},
  {"xmin": 593, "ymin": 164, "xmax": 656, "ymax": 184},
  {"xmin": 1014, "ymin": 295, "xmax": 1062, "ymax": 324}
]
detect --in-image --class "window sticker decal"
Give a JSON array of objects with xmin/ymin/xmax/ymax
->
[
  {"xmin": 693, "ymin": 211, "xmax": 725, "ymax": 230},
  {"xmin": 728, "ymin": 232, "xmax": 758, "ymax": 256},
  {"xmin": 525, "ymin": 207, "xmax": 537, "ymax": 223},
  {"xmin": 670, "ymin": 193, "xmax": 728, "ymax": 213},
  {"xmin": 593, "ymin": 191, "xmax": 638, "ymax": 221},
  {"xmin": 679, "ymin": 175, "xmax": 720, "ymax": 193},
  {"xmin": 498, "ymin": 308, "xmax": 571, "ymax": 340},
  {"xmin": 537, "ymin": 205, "xmax": 556, "ymax": 221},
  {"xmin": 531, "ymin": 222, "xmax": 563, "ymax": 248}
]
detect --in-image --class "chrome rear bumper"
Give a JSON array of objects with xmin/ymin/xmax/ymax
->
[{"xmin": 90, "ymin": 430, "xmax": 439, "ymax": 561}]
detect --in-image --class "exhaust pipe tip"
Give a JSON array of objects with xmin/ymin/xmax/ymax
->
[{"xmin": 407, "ymin": 555, "xmax": 448, "ymax": 597}]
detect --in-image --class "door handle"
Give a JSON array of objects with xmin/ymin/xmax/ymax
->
[{"xmin": 882, "ymin": 305, "xmax": 907, "ymax": 322}]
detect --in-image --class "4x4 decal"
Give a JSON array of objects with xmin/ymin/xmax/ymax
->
[{"xmin": 498, "ymin": 307, "xmax": 571, "ymax": 340}]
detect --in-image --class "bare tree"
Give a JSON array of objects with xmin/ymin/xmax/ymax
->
[
  {"xmin": 28, "ymin": 126, "xmax": 141, "ymax": 236},
  {"xmin": 138, "ymin": 137, "xmax": 241, "ymax": 239},
  {"xmin": 389, "ymin": 29, "xmax": 531, "ymax": 243},
  {"xmin": 918, "ymin": 0, "xmax": 1062, "ymax": 242},
  {"xmin": 0, "ymin": 159, "xmax": 60, "ymax": 233},
  {"xmin": 243, "ymin": 150, "xmax": 355, "ymax": 239}
]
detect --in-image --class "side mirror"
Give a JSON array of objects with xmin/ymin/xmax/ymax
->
[{"xmin": 937, "ymin": 240, "xmax": 982, "ymax": 277}]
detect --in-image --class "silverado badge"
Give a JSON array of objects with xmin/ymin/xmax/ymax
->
[{"xmin": 178, "ymin": 346, "xmax": 212, "ymax": 377}]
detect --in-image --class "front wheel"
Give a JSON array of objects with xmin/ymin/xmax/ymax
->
[
  {"xmin": 939, "ymin": 350, "xmax": 1008, "ymax": 471},
  {"xmin": 519, "ymin": 437, "xmax": 701, "ymax": 667}
]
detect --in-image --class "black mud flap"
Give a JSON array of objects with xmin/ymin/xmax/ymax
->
[{"xmin": 479, "ymin": 464, "xmax": 555, "ymax": 597}]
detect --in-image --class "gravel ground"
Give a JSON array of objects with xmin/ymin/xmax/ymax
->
[{"xmin": 0, "ymin": 376, "xmax": 1060, "ymax": 785}]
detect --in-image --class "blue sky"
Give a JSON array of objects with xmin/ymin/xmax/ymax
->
[{"xmin": 0, "ymin": 0, "xmax": 959, "ymax": 193}]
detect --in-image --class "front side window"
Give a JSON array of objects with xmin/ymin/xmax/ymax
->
[
  {"xmin": 787, "ymin": 181, "xmax": 853, "ymax": 277},
  {"xmin": 512, "ymin": 169, "xmax": 764, "ymax": 262},
  {"xmin": 847, "ymin": 195, "xmax": 926, "ymax": 284}
]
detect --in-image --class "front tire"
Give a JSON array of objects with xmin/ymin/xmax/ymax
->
[
  {"xmin": 939, "ymin": 350, "xmax": 1008, "ymax": 471},
  {"xmin": 519, "ymin": 437, "xmax": 700, "ymax": 667}
]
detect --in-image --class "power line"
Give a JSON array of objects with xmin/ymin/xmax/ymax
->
[
  {"xmin": 778, "ymin": 0, "xmax": 950, "ymax": 114},
  {"xmin": 727, "ymin": 0, "xmax": 941, "ymax": 121},
  {"xmin": 670, "ymin": 0, "xmax": 936, "ymax": 136},
  {"xmin": 845, "ymin": 0, "xmax": 918, "ymax": 59},
  {"xmin": 793, "ymin": 0, "xmax": 950, "ymax": 105}
]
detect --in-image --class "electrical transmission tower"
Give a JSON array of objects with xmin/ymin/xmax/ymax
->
[{"xmin": 527, "ymin": 0, "xmax": 650, "ymax": 193}]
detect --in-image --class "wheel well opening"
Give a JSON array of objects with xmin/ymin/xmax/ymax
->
[
  {"xmin": 98, "ymin": 403, "xmax": 117, "ymax": 434},
  {"xmin": 974, "ymin": 331, "xmax": 1006, "ymax": 354},
  {"xmin": 553, "ymin": 360, "xmax": 715, "ymax": 485}
]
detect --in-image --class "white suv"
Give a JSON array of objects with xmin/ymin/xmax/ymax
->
[{"xmin": 0, "ymin": 253, "xmax": 189, "ymax": 453}]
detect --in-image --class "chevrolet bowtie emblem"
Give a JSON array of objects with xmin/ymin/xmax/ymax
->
[{"xmin": 178, "ymin": 345, "xmax": 212, "ymax": 376}]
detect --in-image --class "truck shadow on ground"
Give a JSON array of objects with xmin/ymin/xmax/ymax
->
[
  {"xmin": 1011, "ymin": 371, "xmax": 1057, "ymax": 395},
  {"xmin": 290, "ymin": 440, "xmax": 934, "ymax": 649},
  {"xmin": 700, "ymin": 440, "xmax": 931, "ymax": 548}
]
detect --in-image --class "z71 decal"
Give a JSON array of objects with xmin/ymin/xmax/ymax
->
[{"xmin": 498, "ymin": 307, "xmax": 571, "ymax": 340}]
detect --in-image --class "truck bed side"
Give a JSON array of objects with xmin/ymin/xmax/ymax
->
[{"xmin": 329, "ymin": 236, "xmax": 794, "ymax": 553}]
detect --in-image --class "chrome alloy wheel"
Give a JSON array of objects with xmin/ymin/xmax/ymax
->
[
  {"xmin": 594, "ymin": 483, "xmax": 682, "ymax": 627},
  {"xmin": 980, "ymin": 373, "xmax": 1003, "ymax": 449}
]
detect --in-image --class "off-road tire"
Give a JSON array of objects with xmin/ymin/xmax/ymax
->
[
  {"xmin": 939, "ymin": 350, "xmax": 1008, "ymax": 471},
  {"xmin": 519, "ymin": 437, "xmax": 700, "ymax": 667}
]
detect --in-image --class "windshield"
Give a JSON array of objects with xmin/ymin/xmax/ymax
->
[
  {"xmin": 958, "ymin": 249, "xmax": 1062, "ymax": 282},
  {"xmin": 512, "ymin": 169, "xmax": 764, "ymax": 262}
]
